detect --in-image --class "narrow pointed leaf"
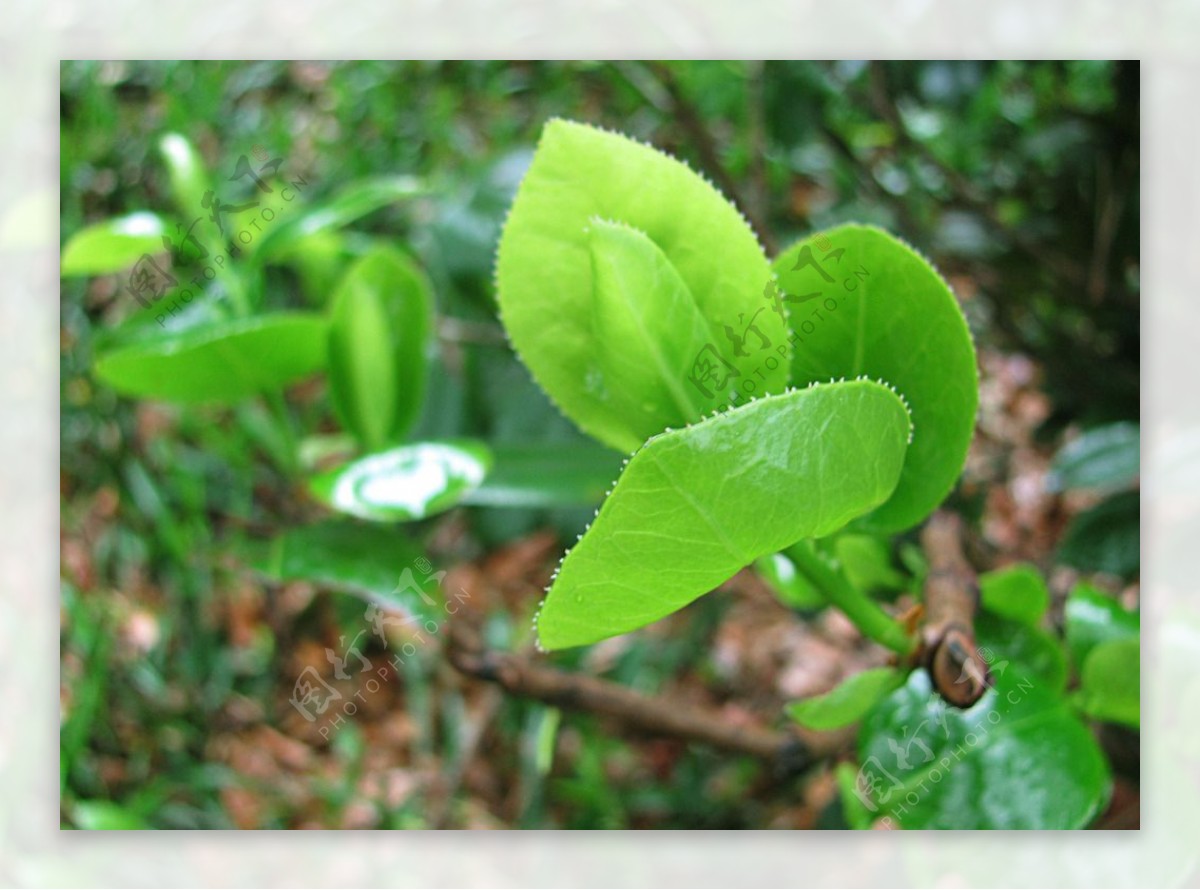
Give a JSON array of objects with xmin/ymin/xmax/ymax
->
[
  {"xmin": 327, "ymin": 246, "xmax": 434, "ymax": 450},
  {"xmin": 788, "ymin": 667, "xmax": 905, "ymax": 730},
  {"xmin": 536, "ymin": 380, "xmax": 911, "ymax": 649}
]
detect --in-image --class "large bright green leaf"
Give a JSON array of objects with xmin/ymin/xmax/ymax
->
[
  {"xmin": 976, "ymin": 609, "xmax": 1068, "ymax": 695},
  {"xmin": 1047, "ymin": 421, "xmax": 1140, "ymax": 493},
  {"xmin": 497, "ymin": 118, "xmax": 785, "ymax": 453},
  {"xmin": 310, "ymin": 440, "xmax": 491, "ymax": 523},
  {"xmin": 788, "ymin": 667, "xmax": 904, "ymax": 731},
  {"xmin": 327, "ymin": 246, "xmax": 433, "ymax": 450},
  {"xmin": 61, "ymin": 212, "xmax": 170, "ymax": 276},
  {"xmin": 774, "ymin": 225, "xmax": 978, "ymax": 532},
  {"xmin": 93, "ymin": 312, "xmax": 328, "ymax": 403},
  {"xmin": 535, "ymin": 379, "xmax": 912, "ymax": 650},
  {"xmin": 856, "ymin": 669, "xmax": 1110, "ymax": 829},
  {"xmin": 246, "ymin": 520, "xmax": 441, "ymax": 623}
]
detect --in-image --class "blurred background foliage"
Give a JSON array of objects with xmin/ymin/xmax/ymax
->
[{"xmin": 60, "ymin": 61, "xmax": 1138, "ymax": 829}]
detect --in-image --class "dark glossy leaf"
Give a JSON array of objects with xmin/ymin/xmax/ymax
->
[
  {"xmin": 246, "ymin": 520, "xmax": 441, "ymax": 622},
  {"xmin": 856, "ymin": 669, "xmax": 1110, "ymax": 829},
  {"xmin": 976, "ymin": 609, "xmax": 1067, "ymax": 694},
  {"xmin": 1064, "ymin": 582, "xmax": 1140, "ymax": 669},
  {"xmin": 979, "ymin": 563, "xmax": 1050, "ymax": 626},
  {"xmin": 1058, "ymin": 490, "xmax": 1140, "ymax": 576},
  {"xmin": 93, "ymin": 313, "xmax": 328, "ymax": 403},
  {"xmin": 1075, "ymin": 638, "xmax": 1139, "ymax": 728},
  {"xmin": 61, "ymin": 212, "xmax": 170, "ymax": 276},
  {"xmin": 462, "ymin": 443, "xmax": 624, "ymax": 508},
  {"xmin": 1047, "ymin": 422, "xmax": 1140, "ymax": 493},
  {"xmin": 788, "ymin": 667, "xmax": 904, "ymax": 730},
  {"xmin": 309, "ymin": 440, "xmax": 491, "ymax": 523},
  {"xmin": 327, "ymin": 246, "xmax": 434, "ymax": 450}
]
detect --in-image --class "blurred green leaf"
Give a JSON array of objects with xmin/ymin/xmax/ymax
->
[
  {"xmin": 462, "ymin": 443, "xmax": 623, "ymax": 509},
  {"xmin": 328, "ymin": 246, "xmax": 434, "ymax": 451},
  {"xmin": 1064, "ymin": 582, "xmax": 1140, "ymax": 669},
  {"xmin": 979, "ymin": 563, "xmax": 1050, "ymax": 626},
  {"xmin": 1047, "ymin": 422, "xmax": 1140, "ymax": 492},
  {"xmin": 247, "ymin": 520, "xmax": 440, "ymax": 621},
  {"xmin": 788, "ymin": 667, "xmax": 904, "ymax": 730},
  {"xmin": 755, "ymin": 551, "xmax": 825, "ymax": 610},
  {"xmin": 71, "ymin": 800, "xmax": 151, "ymax": 831},
  {"xmin": 158, "ymin": 132, "xmax": 212, "ymax": 220},
  {"xmin": 1058, "ymin": 490, "xmax": 1140, "ymax": 577},
  {"xmin": 93, "ymin": 313, "xmax": 328, "ymax": 403},
  {"xmin": 61, "ymin": 212, "xmax": 169, "ymax": 276},
  {"xmin": 1075, "ymin": 638, "xmax": 1139, "ymax": 728},
  {"xmin": 834, "ymin": 534, "xmax": 906, "ymax": 593},
  {"xmin": 254, "ymin": 175, "xmax": 424, "ymax": 260},
  {"xmin": 310, "ymin": 440, "xmax": 491, "ymax": 523},
  {"xmin": 977, "ymin": 609, "xmax": 1068, "ymax": 694}
]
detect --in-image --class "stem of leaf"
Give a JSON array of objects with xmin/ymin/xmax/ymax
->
[
  {"xmin": 784, "ymin": 540, "xmax": 916, "ymax": 656},
  {"xmin": 264, "ymin": 390, "xmax": 300, "ymax": 477}
]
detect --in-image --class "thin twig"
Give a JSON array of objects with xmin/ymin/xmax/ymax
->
[
  {"xmin": 918, "ymin": 511, "xmax": 989, "ymax": 707},
  {"xmin": 445, "ymin": 615, "xmax": 847, "ymax": 773}
]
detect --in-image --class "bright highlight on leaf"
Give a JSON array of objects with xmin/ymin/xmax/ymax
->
[
  {"xmin": 535, "ymin": 380, "xmax": 912, "ymax": 649},
  {"xmin": 310, "ymin": 440, "xmax": 492, "ymax": 523}
]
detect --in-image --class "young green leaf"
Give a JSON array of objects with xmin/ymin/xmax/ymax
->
[
  {"xmin": 535, "ymin": 379, "xmax": 912, "ymax": 650},
  {"xmin": 61, "ymin": 212, "xmax": 170, "ymax": 276},
  {"xmin": 773, "ymin": 225, "xmax": 978, "ymax": 533},
  {"xmin": 587, "ymin": 219, "xmax": 718, "ymax": 435},
  {"xmin": 787, "ymin": 667, "xmax": 905, "ymax": 730},
  {"xmin": 310, "ymin": 440, "xmax": 491, "ymax": 523},
  {"xmin": 327, "ymin": 246, "xmax": 434, "ymax": 451},
  {"xmin": 93, "ymin": 312, "xmax": 328, "ymax": 403},
  {"xmin": 497, "ymin": 118, "xmax": 785, "ymax": 452},
  {"xmin": 979, "ymin": 563, "xmax": 1051, "ymax": 626}
]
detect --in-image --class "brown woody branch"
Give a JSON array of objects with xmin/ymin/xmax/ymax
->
[
  {"xmin": 917, "ymin": 511, "xmax": 990, "ymax": 707},
  {"xmin": 445, "ymin": 616, "xmax": 848, "ymax": 774}
]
